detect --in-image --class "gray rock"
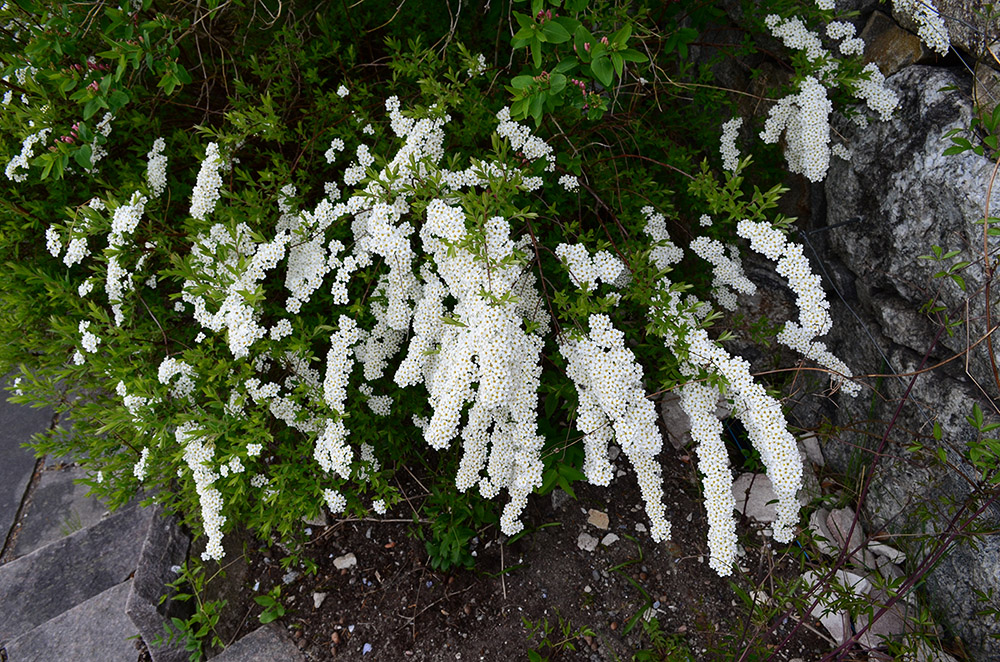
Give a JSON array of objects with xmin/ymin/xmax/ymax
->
[
  {"xmin": 600, "ymin": 533, "xmax": 620, "ymax": 547},
  {"xmin": 660, "ymin": 392, "xmax": 731, "ymax": 450},
  {"xmin": 897, "ymin": 0, "xmax": 1000, "ymax": 61},
  {"xmin": 13, "ymin": 464, "xmax": 108, "ymax": 556},
  {"xmin": 211, "ymin": 623, "xmax": 305, "ymax": 661},
  {"xmin": 808, "ymin": 508, "xmax": 839, "ymax": 556},
  {"xmin": 823, "ymin": 65, "xmax": 1000, "ymax": 659},
  {"xmin": 587, "ymin": 509, "xmax": 609, "ymax": 530},
  {"xmin": 0, "ymin": 395, "xmax": 51, "ymax": 547},
  {"xmin": 861, "ymin": 10, "xmax": 936, "ymax": 76},
  {"xmin": 126, "ymin": 504, "xmax": 191, "ymax": 662},
  {"xmin": 732, "ymin": 473, "xmax": 809, "ymax": 524},
  {"xmin": 4, "ymin": 580, "xmax": 138, "ymax": 661},
  {"xmin": 827, "ymin": 507, "xmax": 865, "ymax": 556},
  {"xmin": 975, "ymin": 42, "xmax": 1000, "ymax": 117},
  {"xmin": 0, "ymin": 503, "xmax": 152, "ymax": 643},
  {"xmin": 855, "ymin": 588, "xmax": 909, "ymax": 651},
  {"xmin": 334, "ymin": 552, "xmax": 357, "ymax": 570},
  {"xmin": 577, "ymin": 532, "xmax": 599, "ymax": 552},
  {"xmin": 798, "ymin": 433, "xmax": 825, "ymax": 467}
]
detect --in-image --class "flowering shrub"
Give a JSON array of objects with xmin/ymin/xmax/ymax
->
[{"xmin": 0, "ymin": 0, "xmax": 953, "ymax": 584}]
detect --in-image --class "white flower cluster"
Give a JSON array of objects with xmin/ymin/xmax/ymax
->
[
  {"xmin": 190, "ymin": 142, "xmax": 225, "ymax": 220},
  {"xmin": 495, "ymin": 107, "xmax": 556, "ymax": 173},
  {"xmin": 133, "ymin": 447, "xmax": 150, "ymax": 481},
  {"xmin": 79, "ymin": 320, "xmax": 101, "ymax": 354},
  {"xmin": 765, "ymin": 15, "xmax": 830, "ymax": 72},
  {"xmin": 680, "ymin": 382, "xmax": 736, "ymax": 575},
  {"xmin": 103, "ymin": 192, "xmax": 149, "ymax": 325},
  {"xmin": 641, "ymin": 206, "xmax": 684, "ymax": 269},
  {"xmin": 147, "ymin": 137, "xmax": 168, "ymax": 197},
  {"xmin": 5, "ymin": 128, "xmax": 50, "ymax": 182},
  {"xmin": 401, "ymin": 198, "xmax": 546, "ymax": 535},
  {"xmin": 177, "ymin": 423, "xmax": 226, "ymax": 561},
  {"xmin": 737, "ymin": 219, "xmax": 858, "ymax": 395},
  {"xmin": 324, "ymin": 138, "xmax": 345, "ymax": 164},
  {"xmin": 158, "ymin": 356, "xmax": 197, "ymax": 401},
  {"xmin": 760, "ymin": 76, "xmax": 832, "ymax": 183},
  {"xmin": 720, "ymin": 117, "xmax": 742, "ymax": 172},
  {"xmin": 467, "ymin": 53, "xmax": 487, "ymax": 78},
  {"xmin": 46, "ymin": 227, "xmax": 61, "ymax": 258},
  {"xmin": 559, "ymin": 174, "xmax": 580, "ymax": 192},
  {"xmin": 560, "ymin": 314, "xmax": 671, "ymax": 542},
  {"xmin": 690, "ymin": 236, "xmax": 756, "ymax": 311},
  {"xmin": 337, "ymin": 84, "xmax": 350, "ymax": 98},
  {"xmin": 116, "ymin": 380, "xmax": 149, "ymax": 422},
  {"xmin": 642, "ymin": 210, "xmax": 806, "ymax": 572},
  {"xmin": 826, "ymin": 21, "xmax": 865, "ymax": 56},
  {"xmin": 182, "ymin": 222, "xmax": 290, "ymax": 358},
  {"xmin": 555, "ymin": 243, "xmax": 625, "ymax": 292},
  {"xmin": 323, "ymin": 488, "xmax": 347, "ymax": 513},
  {"xmin": 853, "ymin": 63, "xmax": 899, "ymax": 122},
  {"xmin": 893, "ymin": 0, "xmax": 949, "ymax": 55}
]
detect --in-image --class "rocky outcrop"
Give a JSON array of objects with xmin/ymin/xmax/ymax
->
[{"xmin": 821, "ymin": 65, "xmax": 1000, "ymax": 660}]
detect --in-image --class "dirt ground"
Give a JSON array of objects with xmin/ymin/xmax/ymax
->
[{"xmin": 237, "ymin": 449, "xmax": 836, "ymax": 662}]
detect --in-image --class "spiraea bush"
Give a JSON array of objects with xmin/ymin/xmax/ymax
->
[{"xmin": 0, "ymin": 0, "xmax": 955, "ymax": 585}]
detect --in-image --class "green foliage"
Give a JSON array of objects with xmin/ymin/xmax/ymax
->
[
  {"xmin": 522, "ymin": 610, "xmax": 596, "ymax": 661},
  {"xmin": 253, "ymin": 585, "xmax": 287, "ymax": 624},
  {"xmin": 155, "ymin": 561, "xmax": 226, "ymax": 662}
]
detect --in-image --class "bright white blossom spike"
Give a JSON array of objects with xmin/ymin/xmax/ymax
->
[
  {"xmin": 5, "ymin": 128, "xmax": 50, "ymax": 182},
  {"xmin": 681, "ymin": 382, "xmax": 736, "ymax": 575},
  {"xmin": 133, "ymin": 447, "xmax": 150, "ymax": 481},
  {"xmin": 190, "ymin": 142, "xmax": 225, "ymax": 220},
  {"xmin": 560, "ymin": 314, "xmax": 671, "ymax": 541},
  {"xmin": 147, "ymin": 137, "xmax": 168, "ymax": 197},
  {"xmin": 176, "ymin": 423, "xmax": 226, "ymax": 561},
  {"xmin": 893, "ymin": 0, "xmax": 949, "ymax": 55},
  {"xmin": 720, "ymin": 117, "xmax": 742, "ymax": 172}
]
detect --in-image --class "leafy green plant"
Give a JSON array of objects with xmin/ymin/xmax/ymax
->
[
  {"xmin": 522, "ymin": 610, "xmax": 596, "ymax": 661},
  {"xmin": 253, "ymin": 585, "xmax": 287, "ymax": 624},
  {"xmin": 155, "ymin": 561, "xmax": 227, "ymax": 662}
]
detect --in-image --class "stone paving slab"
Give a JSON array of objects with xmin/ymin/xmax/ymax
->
[
  {"xmin": 13, "ymin": 464, "xmax": 108, "ymax": 557},
  {"xmin": 126, "ymin": 504, "xmax": 191, "ymax": 662},
  {"xmin": 211, "ymin": 623, "xmax": 306, "ymax": 661},
  {"xmin": 4, "ymin": 580, "xmax": 139, "ymax": 662},
  {"xmin": 0, "ymin": 397, "xmax": 52, "ymax": 546},
  {"xmin": 0, "ymin": 503, "xmax": 152, "ymax": 644}
]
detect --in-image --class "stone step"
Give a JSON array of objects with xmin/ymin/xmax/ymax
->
[
  {"xmin": 3, "ymin": 580, "xmax": 139, "ymax": 661},
  {"xmin": 0, "ymin": 502, "xmax": 152, "ymax": 644},
  {"xmin": 0, "ymin": 395, "xmax": 52, "ymax": 548},
  {"xmin": 210, "ymin": 623, "xmax": 305, "ymax": 661},
  {"xmin": 13, "ymin": 464, "xmax": 109, "ymax": 557},
  {"xmin": 126, "ymin": 505, "xmax": 191, "ymax": 662}
]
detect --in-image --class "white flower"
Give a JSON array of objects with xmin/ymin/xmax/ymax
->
[
  {"xmin": 720, "ymin": 117, "xmax": 742, "ymax": 172},
  {"xmin": 337, "ymin": 85, "xmax": 350, "ymax": 98},
  {"xmin": 558, "ymin": 174, "xmax": 579, "ymax": 192},
  {"xmin": 147, "ymin": 137, "xmax": 168, "ymax": 197},
  {"xmin": 190, "ymin": 142, "xmax": 225, "ymax": 220},
  {"xmin": 372, "ymin": 499, "xmax": 387, "ymax": 515}
]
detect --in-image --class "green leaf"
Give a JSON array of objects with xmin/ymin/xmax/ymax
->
[
  {"xmin": 529, "ymin": 92, "xmax": 545, "ymax": 125},
  {"xmin": 552, "ymin": 57, "xmax": 578, "ymax": 74},
  {"xmin": 620, "ymin": 47, "xmax": 648, "ymax": 63},
  {"xmin": 512, "ymin": 75, "xmax": 535, "ymax": 90},
  {"xmin": 550, "ymin": 73, "xmax": 567, "ymax": 94},
  {"xmin": 531, "ymin": 39, "xmax": 542, "ymax": 69},
  {"xmin": 611, "ymin": 23, "xmax": 632, "ymax": 48},
  {"xmin": 590, "ymin": 56, "xmax": 613, "ymax": 87},
  {"xmin": 514, "ymin": 12, "xmax": 534, "ymax": 30},
  {"xmin": 73, "ymin": 144, "xmax": 93, "ymax": 170},
  {"xmin": 611, "ymin": 52, "xmax": 624, "ymax": 78},
  {"xmin": 574, "ymin": 25, "xmax": 595, "ymax": 63},
  {"xmin": 541, "ymin": 20, "xmax": 571, "ymax": 44}
]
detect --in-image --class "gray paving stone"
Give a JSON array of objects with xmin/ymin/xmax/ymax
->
[
  {"xmin": 4, "ymin": 580, "xmax": 139, "ymax": 662},
  {"xmin": 212, "ymin": 623, "xmax": 305, "ymax": 661},
  {"xmin": 126, "ymin": 505, "xmax": 191, "ymax": 662},
  {"xmin": 0, "ymin": 397, "xmax": 51, "ymax": 545},
  {"xmin": 13, "ymin": 464, "xmax": 108, "ymax": 557},
  {"xmin": 0, "ymin": 503, "xmax": 152, "ymax": 644}
]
